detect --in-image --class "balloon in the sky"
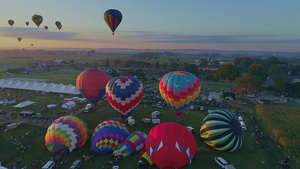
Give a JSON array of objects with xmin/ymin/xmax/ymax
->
[
  {"xmin": 25, "ymin": 22, "xmax": 29, "ymax": 26},
  {"xmin": 137, "ymin": 147, "xmax": 153, "ymax": 169},
  {"xmin": 32, "ymin": 14, "xmax": 43, "ymax": 27},
  {"xmin": 8, "ymin": 20, "xmax": 14, "ymax": 27},
  {"xmin": 44, "ymin": 26, "xmax": 48, "ymax": 30},
  {"xmin": 145, "ymin": 122, "xmax": 196, "ymax": 169},
  {"xmin": 159, "ymin": 71, "xmax": 201, "ymax": 120},
  {"xmin": 113, "ymin": 131, "xmax": 147, "ymax": 158},
  {"xmin": 200, "ymin": 109, "xmax": 243, "ymax": 152},
  {"xmin": 31, "ymin": 44, "xmax": 33, "ymax": 46},
  {"xmin": 105, "ymin": 76, "xmax": 144, "ymax": 119},
  {"xmin": 45, "ymin": 115, "xmax": 89, "ymax": 157},
  {"xmin": 76, "ymin": 68, "xmax": 110, "ymax": 105},
  {"xmin": 104, "ymin": 9, "xmax": 122, "ymax": 35},
  {"xmin": 17, "ymin": 37, "xmax": 22, "ymax": 42},
  {"xmin": 90, "ymin": 119, "xmax": 129, "ymax": 157},
  {"xmin": 55, "ymin": 21, "xmax": 62, "ymax": 30}
]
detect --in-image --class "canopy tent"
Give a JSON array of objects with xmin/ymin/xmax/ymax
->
[
  {"xmin": 47, "ymin": 104, "xmax": 56, "ymax": 108},
  {"xmin": 0, "ymin": 79, "xmax": 80, "ymax": 95},
  {"xmin": 13, "ymin": 100, "xmax": 35, "ymax": 108}
]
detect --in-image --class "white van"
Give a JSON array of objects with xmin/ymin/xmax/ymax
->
[
  {"xmin": 42, "ymin": 161, "xmax": 55, "ymax": 169},
  {"xmin": 238, "ymin": 116, "xmax": 243, "ymax": 122},
  {"xmin": 214, "ymin": 157, "xmax": 228, "ymax": 168},
  {"xmin": 240, "ymin": 121, "xmax": 247, "ymax": 131}
]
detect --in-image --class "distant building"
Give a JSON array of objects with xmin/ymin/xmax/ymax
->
[
  {"xmin": 54, "ymin": 59, "xmax": 69, "ymax": 65},
  {"xmin": 35, "ymin": 61, "xmax": 57, "ymax": 66}
]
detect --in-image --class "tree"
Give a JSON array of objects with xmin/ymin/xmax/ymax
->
[
  {"xmin": 154, "ymin": 61, "xmax": 160, "ymax": 69},
  {"xmin": 214, "ymin": 64, "xmax": 241, "ymax": 83},
  {"xmin": 234, "ymin": 74, "xmax": 263, "ymax": 99},
  {"xmin": 104, "ymin": 58, "xmax": 110, "ymax": 67},
  {"xmin": 111, "ymin": 69, "xmax": 119, "ymax": 77},
  {"xmin": 167, "ymin": 61, "xmax": 178, "ymax": 72},
  {"xmin": 114, "ymin": 59, "xmax": 121, "ymax": 66},
  {"xmin": 200, "ymin": 58, "xmax": 208, "ymax": 67},
  {"xmin": 268, "ymin": 64, "xmax": 288, "ymax": 75},
  {"xmin": 248, "ymin": 63, "xmax": 269, "ymax": 83}
]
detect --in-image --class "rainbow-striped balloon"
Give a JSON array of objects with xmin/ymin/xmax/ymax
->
[
  {"xmin": 113, "ymin": 131, "xmax": 147, "ymax": 158},
  {"xmin": 159, "ymin": 71, "xmax": 201, "ymax": 118},
  {"xmin": 32, "ymin": 14, "xmax": 43, "ymax": 27},
  {"xmin": 45, "ymin": 116, "xmax": 89, "ymax": 157}
]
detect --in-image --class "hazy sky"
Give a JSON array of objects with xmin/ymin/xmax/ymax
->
[{"xmin": 0, "ymin": 0, "xmax": 300, "ymax": 52}]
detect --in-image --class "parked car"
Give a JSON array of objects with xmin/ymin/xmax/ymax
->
[
  {"xmin": 69, "ymin": 160, "xmax": 82, "ymax": 169},
  {"xmin": 240, "ymin": 121, "xmax": 247, "ymax": 131},
  {"xmin": 214, "ymin": 157, "xmax": 228, "ymax": 168}
]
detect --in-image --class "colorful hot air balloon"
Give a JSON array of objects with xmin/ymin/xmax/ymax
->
[
  {"xmin": 45, "ymin": 116, "xmax": 89, "ymax": 157},
  {"xmin": 25, "ymin": 22, "xmax": 29, "ymax": 26},
  {"xmin": 106, "ymin": 76, "xmax": 144, "ymax": 119},
  {"xmin": 113, "ymin": 131, "xmax": 147, "ymax": 158},
  {"xmin": 200, "ymin": 109, "xmax": 243, "ymax": 152},
  {"xmin": 55, "ymin": 21, "xmax": 62, "ymax": 30},
  {"xmin": 32, "ymin": 14, "xmax": 43, "ymax": 27},
  {"xmin": 159, "ymin": 71, "xmax": 201, "ymax": 121},
  {"xmin": 76, "ymin": 69, "xmax": 110, "ymax": 105},
  {"xmin": 8, "ymin": 20, "xmax": 14, "ymax": 27},
  {"xmin": 145, "ymin": 122, "xmax": 196, "ymax": 169},
  {"xmin": 104, "ymin": 9, "xmax": 122, "ymax": 35},
  {"xmin": 90, "ymin": 119, "xmax": 129, "ymax": 157},
  {"xmin": 17, "ymin": 37, "xmax": 22, "ymax": 42},
  {"xmin": 44, "ymin": 26, "xmax": 48, "ymax": 30},
  {"xmin": 137, "ymin": 147, "xmax": 153, "ymax": 169}
]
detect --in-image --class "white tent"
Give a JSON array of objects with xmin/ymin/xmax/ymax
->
[
  {"xmin": 43, "ymin": 83, "xmax": 56, "ymax": 92},
  {"xmin": 52, "ymin": 83, "xmax": 65, "ymax": 93},
  {"xmin": 9, "ymin": 80, "xmax": 21, "ymax": 88},
  {"xmin": 24, "ymin": 81, "xmax": 38, "ymax": 90},
  {"xmin": 0, "ymin": 79, "xmax": 13, "ymax": 88},
  {"xmin": 13, "ymin": 100, "xmax": 35, "ymax": 108},
  {"xmin": 15, "ymin": 81, "xmax": 29, "ymax": 89},
  {"xmin": 34, "ymin": 82, "xmax": 47, "ymax": 91}
]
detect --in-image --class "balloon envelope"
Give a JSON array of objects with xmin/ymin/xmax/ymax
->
[
  {"xmin": 17, "ymin": 37, "xmax": 22, "ymax": 42},
  {"xmin": 25, "ymin": 22, "xmax": 29, "ymax": 26},
  {"xmin": 32, "ymin": 14, "xmax": 43, "ymax": 27},
  {"xmin": 104, "ymin": 9, "xmax": 122, "ymax": 35},
  {"xmin": 200, "ymin": 109, "xmax": 243, "ymax": 152},
  {"xmin": 55, "ymin": 21, "xmax": 62, "ymax": 30},
  {"xmin": 113, "ymin": 131, "xmax": 147, "ymax": 157},
  {"xmin": 44, "ymin": 26, "xmax": 48, "ymax": 30},
  {"xmin": 76, "ymin": 69, "xmax": 110, "ymax": 105},
  {"xmin": 8, "ymin": 20, "xmax": 14, "ymax": 26},
  {"xmin": 45, "ymin": 115, "xmax": 89, "ymax": 157},
  {"xmin": 159, "ymin": 71, "xmax": 201, "ymax": 118},
  {"xmin": 106, "ymin": 76, "xmax": 144, "ymax": 119},
  {"xmin": 145, "ymin": 122, "xmax": 196, "ymax": 169},
  {"xmin": 137, "ymin": 147, "xmax": 153, "ymax": 169},
  {"xmin": 90, "ymin": 119, "xmax": 129, "ymax": 157}
]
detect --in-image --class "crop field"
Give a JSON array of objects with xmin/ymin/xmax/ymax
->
[{"xmin": 257, "ymin": 104, "xmax": 300, "ymax": 168}]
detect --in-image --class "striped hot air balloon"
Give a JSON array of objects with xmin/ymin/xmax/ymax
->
[
  {"xmin": 113, "ymin": 131, "xmax": 147, "ymax": 158},
  {"xmin": 159, "ymin": 71, "xmax": 201, "ymax": 120},
  {"xmin": 137, "ymin": 147, "xmax": 153, "ymax": 169},
  {"xmin": 104, "ymin": 9, "xmax": 122, "ymax": 35},
  {"xmin": 8, "ymin": 20, "xmax": 14, "ymax": 27},
  {"xmin": 90, "ymin": 119, "xmax": 129, "ymax": 157},
  {"xmin": 32, "ymin": 14, "xmax": 43, "ymax": 27},
  {"xmin": 45, "ymin": 116, "xmax": 89, "ymax": 157},
  {"xmin": 106, "ymin": 76, "xmax": 144, "ymax": 119},
  {"xmin": 200, "ymin": 109, "xmax": 243, "ymax": 152}
]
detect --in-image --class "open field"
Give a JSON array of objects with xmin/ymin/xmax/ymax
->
[
  {"xmin": 257, "ymin": 104, "xmax": 300, "ymax": 168},
  {"xmin": 0, "ymin": 85, "xmax": 298, "ymax": 169}
]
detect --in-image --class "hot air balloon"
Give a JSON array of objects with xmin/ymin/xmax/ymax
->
[
  {"xmin": 44, "ymin": 26, "xmax": 48, "ymax": 30},
  {"xmin": 45, "ymin": 116, "xmax": 89, "ymax": 157},
  {"xmin": 137, "ymin": 147, "xmax": 153, "ymax": 169},
  {"xmin": 31, "ymin": 44, "xmax": 33, "ymax": 46},
  {"xmin": 200, "ymin": 109, "xmax": 243, "ymax": 152},
  {"xmin": 159, "ymin": 71, "xmax": 201, "ymax": 121},
  {"xmin": 25, "ymin": 22, "xmax": 29, "ymax": 26},
  {"xmin": 17, "ymin": 37, "xmax": 22, "ymax": 42},
  {"xmin": 76, "ymin": 68, "xmax": 110, "ymax": 105},
  {"xmin": 32, "ymin": 14, "xmax": 43, "ymax": 27},
  {"xmin": 145, "ymin": 122, "xmax": 196, "ymax": 169},
  {"xmin": 8, "ymin": 20, "xmax": 14, "ymax": 27},
  {"xmin": 104, "ymin": 9, "xmax": 122, "ymax": 35},
  {"xmin": 113, "ymin": 131, "xmax": 147, "ymax": 158},
  {"xmin": 55, "ymin": 21, "xmax": 62, "ymax": 30},
  {"xmin": 90, "ymin": 119, "xmax": 129, "ymax": 157},
  {"xmin": 105, "ymin": 76, "xmax": 144, "ymax": 119}
]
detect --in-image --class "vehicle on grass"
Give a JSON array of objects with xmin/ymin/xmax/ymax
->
[
  {"xmin": 200, "ymin": 106, "xmax": 204, "ymax": 111},
  {"xmin": 69, "ymin": 160, "xmax": 82, "ymax": 169},
  {"xmin": 152, "ymin": 119, "xmax": 160, "ymax": 124},
  {"xmin": 238, "ymin": 116, "xmax": 243, "ymax": 122},
  {"xmin": 151, "ymin": 111, "xmax": 160, "ymax": 118},
  {"xmin": 142, "ymin": 118, "xmax": 152, "ymax": 124},
  {"xmin": 4, "ymin": 123, "xmax": 17, "ymax": 132},
  {"xmin": 225, "ymin": 164, "xmax": 236, "ymax": 169},
  {"xmin": 42, "ymin": 161, "xmax": 55, "ymax": 169},
  {"xmin": 240, "ymin": 121, "xmax": 247, "ymax": 131},
  {"xmin": 156, "ymin": 104, "xmax": 163, "ymax": 109},
  {"xmin": 17, "ymin": 121, "xmax": 27, "ymax": 127},
  {"xmin": 214, "ymin": 157, "xmax": 228, "ymax": 168},
  {"xmin": 84, "ymin": 103, "xmax": 92, "ymax": 113},
  {"xmin": 189, "ymin": 105, "xmax": 194, "ymax": 110}
]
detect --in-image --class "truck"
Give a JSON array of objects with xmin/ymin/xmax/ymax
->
[
  {"xmin": 84, "ymin": 104, "xmax": 93, "ymax": 113},
  {"xmin": 5, "ymin": 123, "xmax": 17, "ymax": 132}
]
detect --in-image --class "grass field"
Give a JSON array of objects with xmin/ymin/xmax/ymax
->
[
  {"xmin": 0, "ymin": 89, "xmax": 298, "ymax": 169},
  {"xmin": 257, "ymin": 104, "xmax": 300, "ymax": 168}
]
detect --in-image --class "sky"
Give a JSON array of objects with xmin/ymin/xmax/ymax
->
[{"xmin": 0, "ymin": 0, "xmax": 300, "ymax": 52}]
